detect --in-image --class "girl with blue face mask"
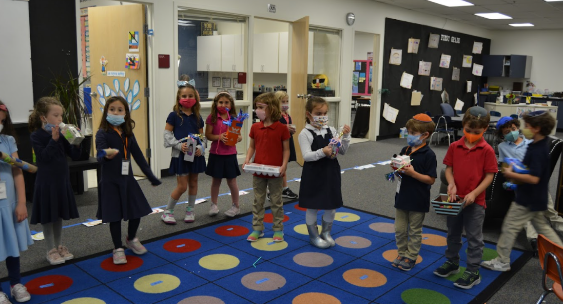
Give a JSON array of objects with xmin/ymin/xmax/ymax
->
[{"xmin": 495, "ymin": 117, "xmax": 530, "ymax": 163}]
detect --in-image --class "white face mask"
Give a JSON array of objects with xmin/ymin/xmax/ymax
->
[{"xmin": 311, "ymin": 115, "xmax": 328, "ymax": 127}]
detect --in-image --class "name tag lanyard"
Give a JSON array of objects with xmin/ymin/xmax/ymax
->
[{"xmin": 112, "ymin": 127, "xmax": 128, "ymax": 160}]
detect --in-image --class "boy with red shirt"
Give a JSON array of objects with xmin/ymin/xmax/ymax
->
[{"xmin": 433, "ymin": 106, "xmax": 498, "ymax": 289}]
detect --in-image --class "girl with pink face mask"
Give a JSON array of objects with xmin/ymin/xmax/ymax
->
[{"xmin": 162, "ymin": 84, "xmax": 206, "ymax": 225}]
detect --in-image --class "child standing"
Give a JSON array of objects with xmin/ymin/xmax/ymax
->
[
  {"xmin": 205, "ymin": 92, "xmax": 241, "ymax": 217},
  {"xmin": 481, "ymin": 111, "xmax": 562, "ymax": 271},
  {"xmin": 298, "ymin": 97, "xmax": 351, "ymax": 249},
  {"xmin": 0, "ymin": 101, "xmax": 33, "ymax": 303},
  {"xmin": 433, "ymin": 106, "xmax": 498, "ymax": 289},
  {"xmin": 244, "ymin": 92, "xmax": 290, "ymax": 242},
  {"xmin": 29, "ymin": 97, "xmax": 81, "ymax": 265},
  {"xmin": 96, "ymin": 96, "xmax": 161, "ymax": 264},
  {"xmin": 392, "ymin": 114, "xmax": 437, "ymax": 271},
  {"xmin": 162, "ymin": 84, "xmax": 206, "ymax": 224}
]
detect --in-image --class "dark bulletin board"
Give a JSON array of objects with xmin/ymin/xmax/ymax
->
[{"xmin": 380, "ymin": 18, "xmax": 491, "ymax": 137}]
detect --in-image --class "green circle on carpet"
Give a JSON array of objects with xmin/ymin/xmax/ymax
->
[
  {"xmin": 401, "ymin": 288, "xmax": 450, "ymax": 304},
  {"xmin": 479, "ymin": 247, "xmax": 499, "ymax": 261}
]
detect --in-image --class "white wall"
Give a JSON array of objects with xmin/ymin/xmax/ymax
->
[
  {"xmin": 354, "ymin": 32, "xmax": 374, "ymax": 61},
  {"xmin": 489, "ymin": 29, "xmax": 563, "ymax": 92}
]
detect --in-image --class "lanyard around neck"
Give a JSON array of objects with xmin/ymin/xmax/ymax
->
[
  {"xmin": 407, "ymin": 143, "xmax": 426, "ymax": 156},
  {"xmin": 111, "ymin": 127, "xmax": 128, "ymax": 160}
]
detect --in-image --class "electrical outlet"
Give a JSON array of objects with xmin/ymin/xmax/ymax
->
[{"xmin": 268, "ymin": 4, "xmax": 276, "ymax": 13}]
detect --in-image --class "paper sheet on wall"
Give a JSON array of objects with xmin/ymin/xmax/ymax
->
[
  {"xmin": 474, "ymin": 92, "xmax": 478, "ymax": 105},
  {"xmin": 383, "ymin": 103, "xmax": 399, "ymax": 123},
  {"xmin": 462, "ymin": 55, "xmax": 473, "ymax": 68},
  {"xmin": 440, "ymin": 54, "xmax": 451, "ymax": 68},
  {"xmin": 400, "ymin": 72, "xmax": 414, "ymax": 89},
  {"xmin": 430, "ymin": 77, "xmax": 443, "ymax": 91},
  {"xmin": 472, "ymin": 42, "xmax": 483, "ymax": 54},
  {"xmin": 452, "ymin": 67, "xmax": 460, "ymax": 81},
  {"xmin": 472, "ymin": 63, "xmax": 483, "ymax": 76},
  {"xmin": 418, "ymin": 61, "xmax": 432, "ymax": 76},
  {"xmin": 467, "ymin": 81, "xmax": 472, "ymax": 93},
  {"xmin": 411, "ymin": 91, "xmax": 422, "ymax": 106},
  {"xmin": 407, "ymin": 38, "xmax": 420, "ymax": 54},
  {"xmin": 389, "ymin": 49, "xmax": 402, "ymax": 65},
  {"xmin": 441, "ymin": 90, "xmax": 449, "ymax": 103},
  {"xmin": 455, "ymin": 98, "xmax": 464, "ymax": 111},
  {"xmin": 428, "ymin": 34, "xmax": 439, "ymax": 48}
]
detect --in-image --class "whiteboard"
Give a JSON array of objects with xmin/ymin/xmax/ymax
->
[{"xmin": 0, "ymin": 1, "xmax": 34, "ymax": 124}]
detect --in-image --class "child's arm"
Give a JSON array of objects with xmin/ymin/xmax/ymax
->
[
  {"xmin": 164, "ymin": 123, "xmax": 187, "ymax": 153},
  {"xmin": 61, "ymin": 135, "xmax": 82, "ymax": 161},
  {"xmin": 298, "ymin": 130, "xmax": 327, "ymax": 161},
  {"xmin": 280, "ymin": 139, "xmax": 290, "ymax": 176},
  {"xmin": 31, "ymin": 131, "xmax": 63, "ymax": 163},
  {"xmin": 205, "ymin": 124, "xmax": 221, "ymax": 142},
  {"xmin": 463, "ymin": 172, "xmax": 495, "ymax": 206},
  {"xmin": 243, "ymin": 138, "xmax": 255, "ymax": 167},
  {"xmin": 129, "ymin": 134, "xmax": 161, "ymax": 186},
  {"xmin": 95, "ymin": 130, "xmax": 117, "ymax": 162},
  {"xmin": 503, "ymin": 165, "xmax": 540, "ymax": 184},
  {"xmin": 12, "ymin": 151, "xmax": 27, "ymax": 223},
  {"xmin": 445, "ymin": 166, "xmax": 457, "ymax": 202}
]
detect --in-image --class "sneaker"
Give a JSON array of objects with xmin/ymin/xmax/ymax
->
[
  {"xmin": 247, "ymin": 230, "xmax": 264, "ymax": 242},
  {"xmin": 224, "ymin": 205, "xmax": 240, "ymax": 217},
  {"xmin": 0, "ymin": 292, "xmax": 12, "ymax": 304},
  {"xmin": 273, "ymin": 231, "xmax": 284, "ymax": 242},
  {"xmin": 282, "ymin": 188, "xmax": 299, "ymax": 199},
  {"xmin": 398, "ymin": 257, "xmax": 416, "ymax": 271},
  {"xmin": 454, "ymin": 270, "xmax": 481, "ymax": 289},
  {"xmin": 161, "ymin": 211, "xmax": 176, "ymax": 225},
  {"xmin": 58, "ymin": 245, "xmax": 74, "ymax": 261},
  {"xmin": 480, "ymin": 257, "xmax": 510, "ymax": 272},
  {"xmin": 113, "ymin": 248, "xmax": 127, "ymax": 265},
  {"xmin": 125, "ymin": 237, "xmax": 147, "ymax": 255},
  {"xmin": 433, "ymin": 260, "xmax": 459, "ymax": 277},
  {"xmin": 391, "ymin": 255, "xmax": 403, "ymax": 267},
  {"xmin": 266, "ymin": 192, "xmax": 271, "ymax": 201},
  {"xmin": 46, "ymin": 248, "xmax": 65, "ymax": 265},
  {"xmin": 530, "ymin": 238, "xmax": 538, "ymax": 258},
  {"xmin": 184, "ymin": 211, "xmax": 195, "ymax": 223},
  {"xmin": 10, "ymin": 284, "xmax": 30, "ymax": 303},
  {"xmin": 209, "ymin": 204, "xmax": 219, "ymax": 216}
]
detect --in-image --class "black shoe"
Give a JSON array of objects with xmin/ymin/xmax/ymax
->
[
  {"xmin": 266, "ymin": 192, "xmax": 271, "ymax": 201},
  {"xmin": 282, "ymin": 188, "xmax": 299, "ymax": 199},
  {"xmin": 530, "ymin": 238, "xmax": 538, "ymax": 258},
  {"xmin": 453, "ymin": 270, "xmax": 481, "ymax": 289},
  {"xmin": 433, "ymin": 260, "xmax": 460, "ymax": 277}
]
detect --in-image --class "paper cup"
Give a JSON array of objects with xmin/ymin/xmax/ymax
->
[{"xmin": 547, "ymin": 101, "xmax": 552, "ymax": 106}]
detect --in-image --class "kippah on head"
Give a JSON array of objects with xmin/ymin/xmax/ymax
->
[
  {"xmin": 496, "ymin": 116, "xmax": 513, "ymax": 130},
  {"xmin": 413, "ymin": 113, "xmax": 432, "ymax": 123},
  {"xmin": 528, "ymin": 110, "xmax": 547, "ymax": 117},
  {"xmin": 468, "ymin": 106, "xmax": 487, "ymax": 118}
]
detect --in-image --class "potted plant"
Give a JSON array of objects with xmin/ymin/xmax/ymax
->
[{"xmin": 505, "ymin": 92, "xmax": 516, "ymax": 105}]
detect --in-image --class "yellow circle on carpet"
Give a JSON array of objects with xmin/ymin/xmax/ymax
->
[
  {"xmin": 251, "ymin": 238, "xmax": 288, "ymax": 251},
  {"xmin": 199, "ymin": 254, "xmax": 240, "ymax": 270},
  {"xmin": 294, "ymin": 224, "xmax": 320, "ymax": 235},
  {"xmin": 342, "ymin": 268, "xmax": 387, "ymax": 288},
  {"xmin": 382, "ymin": 249, "xmax": 423, "ymax": 264},
  {"xmin": 134, "ymin": 274, "xmax": 180, "ymax": 294},
  {"xmin": 334, "ymin": 212, "xmax": 360, "ymax": 222},
  {"xmin": 421, "ymin": 234, "xmax": 447, "ymax": 247},
  {"xmin": 62, "ymin": 298, "xmax": 105, "ymax": 304},
  {"xmin": 293, "ymin": 292, "xmax": 341, "ymax": 304}
]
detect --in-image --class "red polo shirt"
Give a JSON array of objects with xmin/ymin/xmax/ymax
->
[
  {"xmin": 249, "ymin": 121, "xmax": 290, "ymax": 178},
  {"xmin": 443, "ymin": 137, "xmax": 498, "ymax": 207}
]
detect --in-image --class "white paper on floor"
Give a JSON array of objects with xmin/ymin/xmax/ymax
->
[
  {"xmin": 229, "ymin": 190, "xmax": 249, "ymax": 196},
  {"xmin": 375, "ymin": 160, "xmax": 392, "ymax": 165},
  {"xmin": 83, "ymin": 220, "xmax": 103, "ymax": 227},
  {"xmin": 195, "ymin": 198, "xmax": 208, "ymax": 205},
  {"xmin": 31, "ymin": 232, "xmax": 44, "ymax": 241},
  {"xmin": 354, "ymin": 164, "xmax": 376, "ymax": 170},
  {"xmin": 151, "ymin": 208, "xmax": 164, "ymax": 215}
]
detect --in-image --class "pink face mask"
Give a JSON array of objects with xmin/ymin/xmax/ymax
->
[
  {"xmin": 217, "ymin": 106, "xmax": 229, "ymax": 114},
  {"xmin": 255, "ymin": 109, "xmax": 266, "ymax": 121},
  {"xmin": 179, "ymin": 98, "xmax": 196, "ymax": 108}
]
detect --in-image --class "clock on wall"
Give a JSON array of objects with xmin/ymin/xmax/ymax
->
[{"xmin": 346, "ymin": 12, "xmax": 355, "ymax": 26}]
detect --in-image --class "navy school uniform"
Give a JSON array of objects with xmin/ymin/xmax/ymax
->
[
  {"xmin": 30, "ymin": 129, "xmax": 81, "ymax": 225},
  {"xmin": 96, "ymin": 128, "xmax": 161, "ymax": 223},
  {"xmin": 394, "ymin": 145, "xmax": 437, "ymax": 213},
  {"xmin": 279, "ymin": 114, "xmax": 297, "ymax": 162},
  {"xmin": 516, "ymin": 136, "xmax": 550, "ymax": 211},
  {"xmin": 166, "ymin": 111, "xmax": 206, "ymax": 174}
]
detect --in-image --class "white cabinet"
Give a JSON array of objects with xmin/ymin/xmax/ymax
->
[
  {"xmin": 221, "ymin": 34, "xmax": 244, "ymax": 72},
  {"xmin": 308, "ymin": 32, "xmax": 313, "ymax": 74},
  {"xmin": 253, "ymin": 33, "xmax": 279, "ymax": 73},
  {"xmin": 278, "ymin": 32, "xmax": 288, "ymax": 74},
  {"xmin": 197, "ymin": 36, "xmax": 221, "ymax": 71}
]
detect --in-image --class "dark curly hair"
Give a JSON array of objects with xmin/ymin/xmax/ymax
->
[
  {"xmin": 497, "ymin": 118, "xmax": 520, "ymax": 139},
  {"xmin": 523, "ymin": 112, "xmax": 555, "ymax": 136},
  {"xmin": 98, "ymin": 96, "xmax": 135, "ymax": 138}
]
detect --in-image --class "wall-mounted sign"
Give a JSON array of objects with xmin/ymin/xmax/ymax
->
[
  {"xmin": 201, "ymin": 22, "xmax": 216, "ymax": 36},
  {"xmin": 440, "ymin": 34, "xmax": 460, "ymax": 44}
]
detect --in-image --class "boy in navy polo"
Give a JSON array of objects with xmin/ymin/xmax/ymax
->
[
  {"xmin": 481, "ymin": 111, "xmax": 562, "ymax": 272},
  {"xmin": 392, "ymin": 114, "xmax": 437, "ymax": 271},
  {"xmin": 433, "ymin": 106, "xmax": 498, "ymax": 289}
]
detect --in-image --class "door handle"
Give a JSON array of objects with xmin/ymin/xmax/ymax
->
[
  {"xmin": 90, "ymin": 92, "xmax": 98, "ymax": 97},
  {"xmin": 297, "ymin": 94, "xmax": 311, "ymax": 99}
]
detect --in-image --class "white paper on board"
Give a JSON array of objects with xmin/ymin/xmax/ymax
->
[
  {"xmin": 411, "ymin": 91, "xmax": 422, "ymax": 106},
  {"xmin": 383, "ymin": 103, "xmax": 399, "ymax": 123},
  {"xmin": 472, "ymin": 42, "xmax": 483, "ymax": 54},
  {"xmin": 452, "ymin": 68, "xmax": 460, "ymax": 81},
  {"xmin": 463, "ymin": 55, "xmax": 473, "ymax": 68},
  {"xmin": 418, "ymin": 61, "xmax": 432, "ymax": 76},
  {"xmin": 440, "ymin": 54, "xmax": 451, "ymax": 69},
  {"xmin": 472, "ymin": 63, "xmax": 484, "ymax": 76},
  {"xmin": 400, "ymin": 72, "xmax": 414, "ymax": 89},
  {"xmin": 467, "ymin": 81, "xmax": 472, "ymax": 93},
  {"xmin": 389, "ymin": 49, "xmax": 402, "ymax": 65},
  {"xmin": 428, "ymin": 34, "xmax": 439, "ymax": 48},
  {"xmin": 455, "ymin": 99, "xmax": 464, "ymax": 111},
  {"xmin": 408, "ymin": 38, "xmax": 420, "ymax": 54},
  {"xmin": 430, "ymin": 77, "xmax": 443, "ymax": 91}
]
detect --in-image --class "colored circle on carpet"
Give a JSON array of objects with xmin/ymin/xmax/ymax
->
[
  {"xmin": 62, "ymin": 298, "xmax": 105, "ymax": 304},
  {"xmin": 342, "ymin": 268, "xmax": 387, "ymax": 288},
  {"xmin": 163, "ymin": 239, "xmax": 202, "ymax": 253},
  {"xmin": 421, "ymin": 234, "xmax": 447, "ymax": 246},
  {"xmin": 401, "ymin": 288, "xmax": 450, "ymax": 304},
  {"xmin": 446, "ymin": 266, "xmax": 467, "ymax": 282},
  {"xmin": 293, "ymin": 252, "xmax": 334, "ymax": 268},
  {"xmin": 26, "ymin": 275, "xmax": 73, "ymax": 295},
  {"xmin": 477, "ymin": 247, "xmax": 498, "ymax": 261},
  {"xmin": 293, "ymin": 224, "xmax": 320, "ymax": 235},
  {"xmin": 199, "ymin": 254, "xmax": 240, "ymax": 270},
  {"xmin": 335, "ymin": 236, "xmax": 371, "ymax": 249},
  {"xmin": 264, "ymin": 213, "xmax": 290, "ymax": 223},
  {"xmin": 100, "ymin": 255, "xmax": 143, "ymax": 272},
  {"xmin": 250, "ymin": 238, "xmax": 288, "ymax": 251},
  {"xmin": 369, "ymin": 222, "xmax": 395, "ymax": 233},
  {"xmin": 241, "ymin": 271, "xmax": 287, "ymax": 291},
  {"xmin": 215, "ymin": 225, "xmax": 249, "ymax": 237},
  {"xmin": 382, "ymin": 249, "xmax": 423, "ymax": 264},
  {"xmin": 333, "ymin": 212, "xmax": 360, "ymax": 222},
  {"xmin": 134, "ymin": 274, "xmax": 180, "ymax": 294},
  {"xmin": 177, "ymin": 296, "xmax": 225, "ymax": 304},
  {"xmin": 292, "ymin": 292, "xmax": 341, "ymax": 304},
  {"xmin": 294, "ymin": 205, "xmax": 307, "ymax": 211}
]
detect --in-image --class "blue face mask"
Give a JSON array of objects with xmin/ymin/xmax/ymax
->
[
  {"xmin": 106, "ymin": 114, "xmax": 125, "ymax": 126},
  {"xmin": 504, "ymin": 130, "xmax": 520, "ymax": 143},
  {"xmin": 407, "ymin": 134, "xmax": 423, "ymax": 147},
  {"xmin": 43, "ymin": 123, "xmax": 56, "ymax": 132}
]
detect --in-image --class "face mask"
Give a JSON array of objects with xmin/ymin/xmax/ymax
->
[
  {"xmin": 463, "ymin": 129, "xmax": 484, "ymax": 143},
  {"xmin": 43, "ymin": 122, "xmax": 56, "ymax": 132},
  {"xmin": 281, "ymin": 104, "xmax": 289, "ymax": 111},
  {"xmin": 255, "ymin": 109, "xmax": 266, "ymax": 121},
  {"xmin": 522, "ymin": 128, "xmax": 534, "ymax": 139},
  {"xmin": 217, "ymin": 106, "xmax": 229, "ymax": 114},
  {"xmin": 407, "ymin": 134, "xmax": 423, "ymax": 147},
  {"xmin": 311, "ymin": 115, "xmax": 329, "ymax": 128},
  {"xmin": 106, "ymin": 114, "xmax": 125, "ymax": 126},
  {"xmin": 179, "ymin": 98, "xmax": 197, "ymax": 109},
  {"xmin": 504, "ymin": 130, "xmax": 520, "ymax": 143}
]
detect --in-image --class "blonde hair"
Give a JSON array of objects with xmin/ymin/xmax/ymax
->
[
  {"xmin": 29, "ymin": 97, "xmax": 63, "ymax": 132},
  {"xmin": 274, "ymin": 90, "xmax": 288, "ymax": 102},
  {"xmin": 254, "ymin": 92, "xmax": 281, "ymax": 122}
]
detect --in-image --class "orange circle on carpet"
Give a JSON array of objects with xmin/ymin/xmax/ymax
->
[
  {"xmin": 163, "ymin": 239, "xmax": 202, "ymax": 253},
  {"xmin": 421, "ymin": 234, "xmax": 447, "ymax": 246},
  {"xmin": 264, "ymin": 214, "xmax": 290, "ymax": 223},
  {"xmin": 215, "ymin": 225, "xmax": 249, "ymax": 237},
  {"xmin": 369, "ymin": 222, "xmax": 395, "ymax": 233},
  {"xmin": 292, "ymin": 292, "xmax": 341, "ymax": 304},
  {"xmin": 342, "ymin": 268, "xmax": 387, "ymax": 287},
  {"xmin": 294, "ymin": 205, "xmax": 307, "ymax": 211},
  {"xmin": 382, "ymin": 249, "xmax": 423, "ymax": 264},
  {"xmin": 100, "ymin": 255, "xmax": 143, "ymax": 272},
  {"xmin": 26, "ymin": 275, "xmax": 73, "ymax": 295}
]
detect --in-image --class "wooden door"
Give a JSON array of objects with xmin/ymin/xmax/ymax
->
[
  {"xmin": 89, "ymin": 4, "xmax": 148, "ymax": 175},
  {"xmin": 288, "ymin": 16, "xmax": 309, "ymax": 166}
]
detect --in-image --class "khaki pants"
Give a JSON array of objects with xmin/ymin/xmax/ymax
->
[
  {"xmin": 252, "ymin": 176, "xmax": 284, "ymax": 232},
  {"xmin": 524, "ymin": 193, "xmax": 563, "ymax": 240},
  {"xmin": 395, "ymin": 209, "xmax": 425, "ymax": 260},
  {"xmin": 497, "ymin": 201, "xmax": 563, "ymax": 263}
]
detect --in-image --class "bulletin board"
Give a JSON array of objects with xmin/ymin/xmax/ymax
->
[
  {"xmin": 353, "ymin": 60, "xmax": 372, "ymax": 96},
  {"xmin": 380, "ymin": 18, "xmax": 491, "ymax": 137}
]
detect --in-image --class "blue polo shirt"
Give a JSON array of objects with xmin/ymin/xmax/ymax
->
[
  {"xmin": 498, "ymin": 136, "xmax": 532, "ymax": 162},
  {"xmin": 166, "ymin": 111, "xmax": 204, "ymax": 140},
  {"xmin": 515, "ymin": 137, "xmax": 550, "ymax": 211},
  {"xmin": 395, "ymin": 144, "xmax": 437, "ymax": 213}
]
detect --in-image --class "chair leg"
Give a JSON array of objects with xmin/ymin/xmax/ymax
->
[{"xmin": 536, "ymin": 290, "xmax": 552, "ymax": 304}]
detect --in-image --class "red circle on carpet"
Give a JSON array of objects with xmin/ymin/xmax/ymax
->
[
  {"xmin": 163, "ymin": 239, "xmax": 202, "ymax": 253},
  {"xmin": 215, "ymin": 225, "xmax": 249, "ymax": 237},
  {"xmin": 26, "ymin": 275, "xmax": 73, "ymax": 295},
  {"xmin": 100, "ymin": 255, "xmax": 144, "ymax": 272},
  {"xmin": 263, "ymin": 214, "xmax": 290, "ymax": 223},
  {"xmin": 294, "ymin": 205, "xmax": 307, "ymax": 211}
]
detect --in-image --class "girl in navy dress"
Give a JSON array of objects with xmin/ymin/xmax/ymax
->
[
  {"xmin": 96, "ymin": 96, "xmax": 161, "ymax": 265},
  {"xmin": 204, "ymin": 92, "xmax": 241, "ymax": 217},
  {"xmin": 29, "ymin": 97, "xmax": 81, "ymax": 265},
  {"xmin": 0, "ymin": 101, "xmax": 33, "ymax": 303},
  {"xmin": 298, "ymin": 97, "xmax": 351, "ymax": 249},
  {"xmin": 162, "ymin": 84, "xmax": 206, "ymax": 224}
]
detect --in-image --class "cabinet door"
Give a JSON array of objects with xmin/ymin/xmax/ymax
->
[
  {"xmin": 307, "ymin": 31, "xmax": 313, "ymax": 74},
  {"xmin": 233, "ymin": 34, "xmax": 244, "ymax": 71},
  {"xmin": 279, "ymin": 32, "xmax": 288, "ymax": 73},
  {"xmin": 509, "ymin": 55, "xmax": 527, "ymax": 78},
  {"xmin": 221, "ymin": 35, "xmax": 235, "ymax": 72},
  {"xmin": 197, "ymin": 36, "xmax": 221, "ymax": 71},
  {"xmin": 482, "ymin": 55, "xmax": 504, "ymax": 77},
  {"xmin": 253, "ymin": 33, "xmax": 279, "ymax": 73}
]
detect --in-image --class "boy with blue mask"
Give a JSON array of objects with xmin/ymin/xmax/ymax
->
[{"xmin": 392, "ymin": 113, "xmax": 437, "ymax": 271}]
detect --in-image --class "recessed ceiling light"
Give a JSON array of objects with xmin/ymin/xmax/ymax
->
[
  {"xmin": 428, "ymin": 0, "xmax": 474, "ymax": 7},
  {"xmin": 544, "ymin": 0, "xmax": 563, "ymax": 2},
  {"xmin": 475, "ymin": 13, "xmax": 512, "ymax": 19},
  {"xmin": 509, "ymin": 23, "xmax": 534, "ymax": 27}
]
